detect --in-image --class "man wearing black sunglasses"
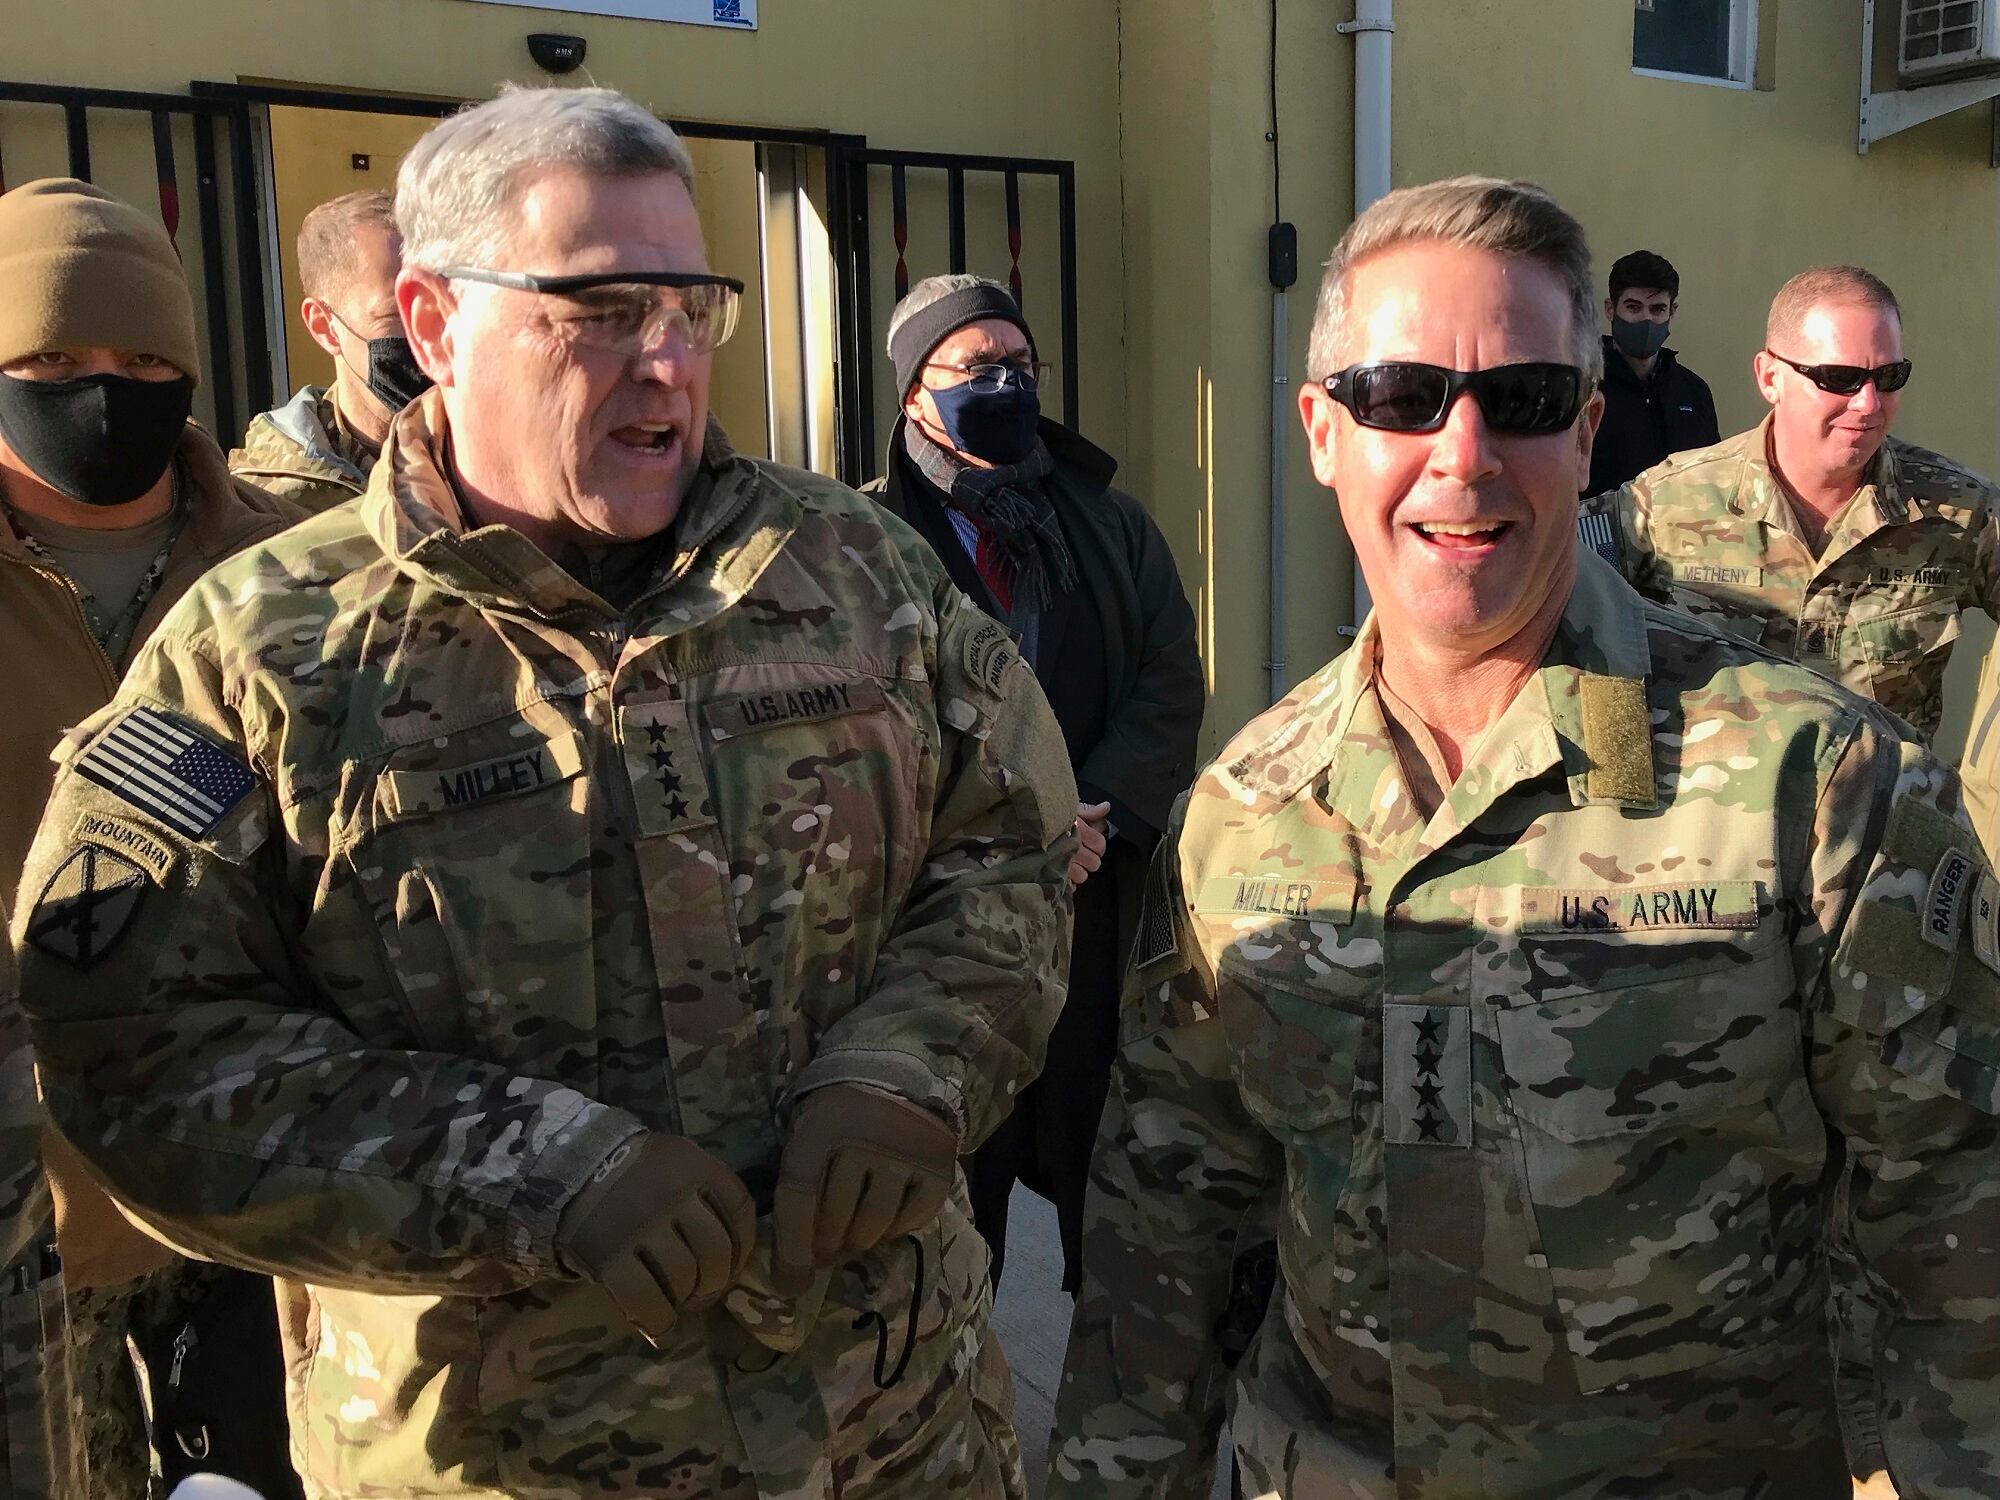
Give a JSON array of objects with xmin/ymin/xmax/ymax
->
[
  {"xmin": 1582, "ymin": 264, "xmax": 1999, "ymax": 750},
  {"xmin": 1052, "ymin": 179, "xmax": 2000, "ymax": 1500}
]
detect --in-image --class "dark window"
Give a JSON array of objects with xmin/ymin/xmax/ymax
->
[{"xmin": 1633, "ymin": 0, "xmax": 1740, "ymax": 81}]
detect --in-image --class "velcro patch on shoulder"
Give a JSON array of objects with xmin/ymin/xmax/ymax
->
[
  {"xmin": 1883, "ymin": 793, "xmax": 1971, "ymax": 877},
  {"xmin": 963, "ymin": 619, "xmax": 1021, "ymax": 697},
  {"xmin": 1844, "ymin": 898, "xmax": 1956, "ymax": 1007},
  {"xmin": 73, "ymin": 707, "xmax": 255, "ymax": 842}
]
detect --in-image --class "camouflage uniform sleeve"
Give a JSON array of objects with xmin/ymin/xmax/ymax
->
[
  {"xmin": 0, "ymin": 931, "xmax": 49, "ymax": 1269},
  {"xmin": 1047, "ymin": 810, "xmax": 1282, "ymax": 1500},
  {"xmin": 1973, "ymin": 481, "xmax": 2000, "ymax": 619},
  {"xmin": 10, "ymin": 635, "xmax": 643, "ymax": 1295},
  {"xmin": 1799, "ymin": 716, "xmax": 2000, "ymax": 1499},
  {"xmin": 793, "ymin": 584, "xmax": 1077, "ymax": 1148},
  {"xmin": 1577, "ymin": 477, "xmax": 1669, "ymax": 600}
]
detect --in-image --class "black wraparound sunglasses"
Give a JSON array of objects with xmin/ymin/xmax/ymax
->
[
  {"xmin": 1764, "ymin": 352, "xmax": 1912, "ymax": 396},
  {"xmin": 1322, "ymin": 361, "xmax": 1588, "ymax": 435}
]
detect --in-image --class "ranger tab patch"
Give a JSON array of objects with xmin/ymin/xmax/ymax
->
[
  {"xmin": 27, "ymin": 845, "xmax": 149, "ymax": 968},
  {"xmin": 1924, "ymin": 848, "xmax": 1976, "ymax": 952},
  {"xmin": 74, "ymin": 707, "xmax": 254, "ymax": 841}
]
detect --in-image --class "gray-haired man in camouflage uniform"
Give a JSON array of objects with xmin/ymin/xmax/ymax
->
[
  {"xmin": 12, "ymin": 86, "xmax": 1076, "ymax": 1500},
  {"xmin": 1048, "ymin": 177, "xmax": 2000, "ymax": 1498}
]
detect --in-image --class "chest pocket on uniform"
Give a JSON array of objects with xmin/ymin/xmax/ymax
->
[
  {"xmin": 1842, "ymin": 598, "xmax": 1961, "ymax": 723},
  {"xmin": 695, "ymin": 672, "xmax": 917, "ymax": 1038},
  {"xmin": 352, "ymin": 722, "xmax": 593, "ymax": 1062},
  {"xmin": 1495, "ymin": 910, "xmax": 1821, "ymax": 1392},
  {"xmin": 1212, "ymin": 908, "xmax": 1381, "ymax": 1331}
]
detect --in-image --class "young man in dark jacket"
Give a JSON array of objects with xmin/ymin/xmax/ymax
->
[
  {"xmin": 866, "ymin": 275, "xmax": 1204, "ymax": 1292},
  {"xmin": 1586, "ymin": 249, "xmax": 1719, "ymax": 495}
]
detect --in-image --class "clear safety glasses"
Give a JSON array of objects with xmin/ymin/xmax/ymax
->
[{"xmin": 438, "ymin": 266, "xmax": 745, "ymax": 357}]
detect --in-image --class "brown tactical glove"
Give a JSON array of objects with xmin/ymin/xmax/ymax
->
[
  {"xmin": 556, "ymin": 1132, "xmax": 756, "ymax": 1347},
  {"xmin": 771, "ymin": 1083, "xmax": 959, "ymax": 1296}
]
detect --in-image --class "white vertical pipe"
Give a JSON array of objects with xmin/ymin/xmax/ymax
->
[
  {"xmin": 1269, "ymin": 288, "xmax": 1290, "ymax": 703},
  {"xmin": 1348, "ymin": 0, "xmax": 1392, "ymax": 624}
]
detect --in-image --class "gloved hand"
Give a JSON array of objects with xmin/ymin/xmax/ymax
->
[
  {"xmin": 556, "ymin": 1132, "xmax": 756, "ymax": 1346},
  {"xmin": 771, "ymin": 1083, "xmax": 959, "ymax": 1296}
]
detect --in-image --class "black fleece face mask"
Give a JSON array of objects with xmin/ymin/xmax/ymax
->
[{"xmin": 0, "ymin": 373, "xmax": 193, "ymax": 507}]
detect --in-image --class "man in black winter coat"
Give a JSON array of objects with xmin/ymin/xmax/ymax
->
[
  {"xmin": 865, "ymin": 275, "xmax": 1204, "ymax": 1293},
  {"xmin": 1587, "ymin": 249, "xmax": 1720, "ymax": 496}
]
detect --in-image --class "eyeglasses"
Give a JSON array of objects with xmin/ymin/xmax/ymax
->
[
  {"xmin": 925, "ymin": 358, "xmax": 1052, "ymax": 393},
  {"xmin": 1321, "ymin": 361, "xmax": 1588, "ymax": 435},
  {"xmin": 436, "ymin": 267, "xmax": 745, "ymax": 356},
  {"xmin": 1764, "ymin": 352, "xmax": 1911, "ymax": 396}
]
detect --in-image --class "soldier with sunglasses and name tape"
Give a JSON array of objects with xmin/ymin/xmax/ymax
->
[
  {"xmin": 1578, "ymin": 265, "xmax": 2000, "ymax": 757},
  {"xmin": 1577, "ymin": 264, "xmax": 2000, "ymax": 1494},
  {"xmin": 10, "ymin": 86, "xmax": 1078, "ymax": 1500},
  {"xmin": 1047, "ymin": 179, "xmax": 2000, "ymax": 1500}
]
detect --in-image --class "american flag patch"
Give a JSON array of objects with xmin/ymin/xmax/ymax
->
[
  {"xmin": 1578, "ymin": 509, "xmax": 1623, "ymax": 569},
  {"xmin": 73, "ymin": 708, "xmax": 255, "ymax": 841}
]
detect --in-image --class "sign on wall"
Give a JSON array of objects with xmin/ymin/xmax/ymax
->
[{"xmin": 466, "ymin": 0, "xmax": 755, "ymax": 29}]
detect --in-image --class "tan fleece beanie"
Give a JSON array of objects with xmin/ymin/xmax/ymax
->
[{"xmin": 0, "ymin": 178, "xmax": 201, "ymax": 384}]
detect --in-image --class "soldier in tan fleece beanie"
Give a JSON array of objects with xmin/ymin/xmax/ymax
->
[
  {"xmin": 0, "ymin": 177, "xmax": 303, "ymax": 1499},
  {"xmin": 0, "ymin": 176, "xmax": 201, "ymax": 378}
]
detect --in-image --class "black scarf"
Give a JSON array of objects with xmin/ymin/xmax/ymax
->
[{"xmin": 904, "ymin": 421, "xmax": 1077, "ymax": 613}]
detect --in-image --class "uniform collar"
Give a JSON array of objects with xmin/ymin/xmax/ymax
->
[
  {"xmin": 0, "ymin": 421, "xmax": 264, "ymax": 569},
  {"xmin": 361, "ymin": 389, "xmax": 797, "ymax": 626},
  {"xmin": 1303, "ymin": 550, "xmax": 1654, "ymax": 821},
  {"xmin": 1727, "ymin": 415, "xmax": 1912, "ymax": 538}
]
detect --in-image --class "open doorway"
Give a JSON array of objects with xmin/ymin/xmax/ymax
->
[{"xmin": 256, "ymin": 93, "xmax": 839, "ymax": 471}]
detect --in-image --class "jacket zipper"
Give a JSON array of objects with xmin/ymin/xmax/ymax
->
[{"xmin": 8, "ymin": 554, "xmax": 118, "ymax": 683}]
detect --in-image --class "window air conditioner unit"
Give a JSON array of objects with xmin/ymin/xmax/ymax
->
[{"xmin": 1900, "ymin": 0, "xmax": 2000, "ymax": 80}]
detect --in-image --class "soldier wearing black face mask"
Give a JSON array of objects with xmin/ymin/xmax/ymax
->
[
  {"xmin": 230, "ymin": 188, "xmax": 430, "ymax": 512},
  {"xmin": 1586, "ymin": 249, "xmax": 1719, "ymax": 496},
  {"xmin": 0, "ymin": 177, "xmax": 303, "ymax": 1500},
  {"xmin": 865, "ymin": 275, "xmax": 1205, "ymax": 1295}
]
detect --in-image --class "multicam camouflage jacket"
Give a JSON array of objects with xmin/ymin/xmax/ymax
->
[
  {"xmin": 11, "ymin": 392, "xmax": 1076, "ymax": 1500},
  {"xmin": 1049, "ymin": 552, "xmax": 2000, "ymax": 1500},
  {"xmin": 1578, "ymin": 418, "xmax": 2000, "ymax": 739},
  {"xmin": 228, "ymin": 385, "xmax": 375, "ymax": 514}
]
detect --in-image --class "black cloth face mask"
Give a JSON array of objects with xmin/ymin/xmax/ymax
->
[
  {"xmin": 361, "ymin": 335, "xmax": 432, "ymax": 413},
  {"xmin": 0, "ymin": 373, "xmax": 193, "ymax": 507},
  {"xmin": 332, "ymin": 315, "xmax": 433, "ymax": 414}
]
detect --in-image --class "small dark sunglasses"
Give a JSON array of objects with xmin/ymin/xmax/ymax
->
[
  {"xmin": 1765, "ymin": 352, "xmax": 1912, "ymax": 396},
  {"xmin": 1322, "ymin": 361, "xmax": 1588, "ymax": 435}
]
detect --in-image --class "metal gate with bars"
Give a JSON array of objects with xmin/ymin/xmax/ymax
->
[{"xmin": 0, "ymin": 79, "xmax": 1081, "ymax": 490}]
